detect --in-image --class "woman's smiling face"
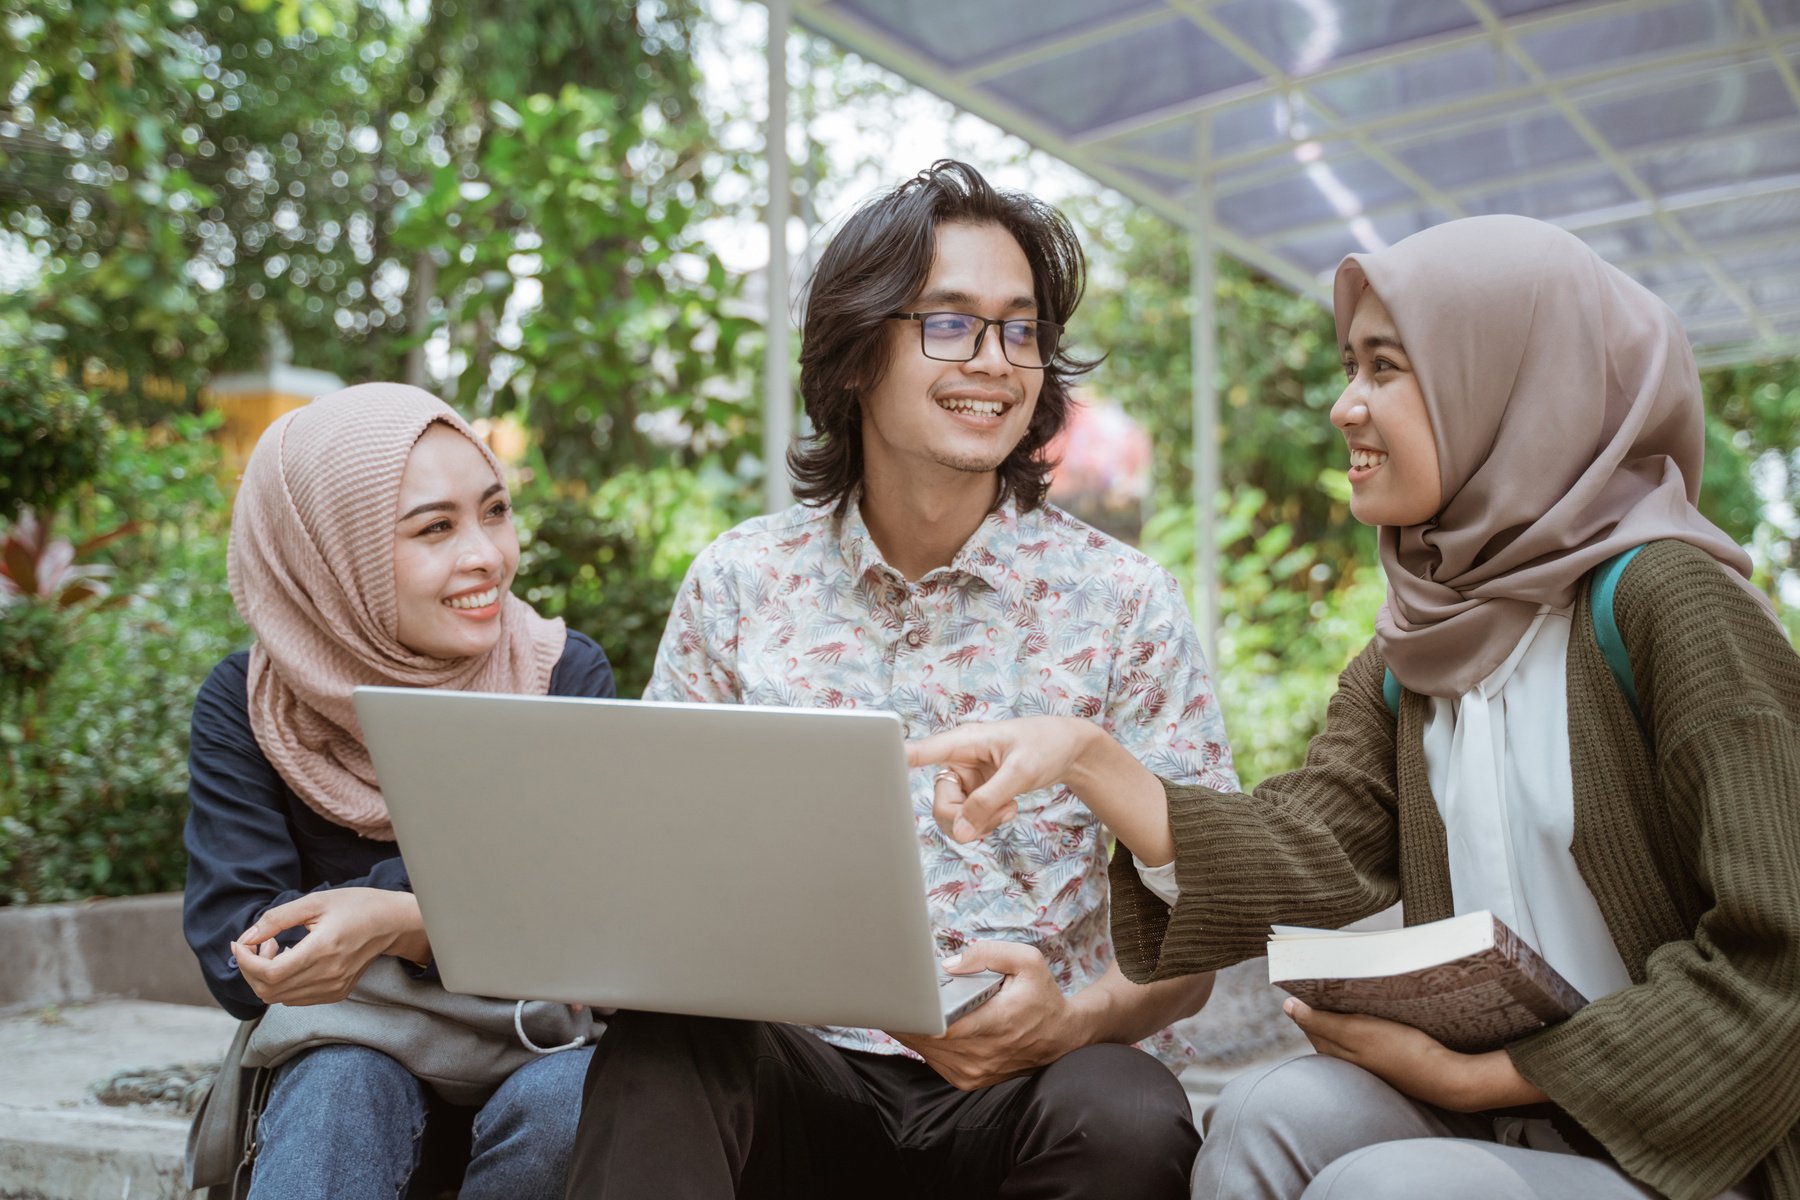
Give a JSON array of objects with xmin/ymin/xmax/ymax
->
[
  {"xmin": 391, "ymin": 423, "xmax": 519, "ymax": 659},
  {"xmin": 1330, "ymin": 287, "xmax": 1443, "ymax": 528}
]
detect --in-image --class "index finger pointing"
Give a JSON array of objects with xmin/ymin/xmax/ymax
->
[{"xmin": 906, "ymin": 727, "xmax": 979, "ymax": 770}]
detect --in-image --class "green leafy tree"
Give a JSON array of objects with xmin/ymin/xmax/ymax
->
[
  {"xmin": 1699, "ymin": 363, "xmax": 1800, "ymax": 634},
  {"xmin": 4, "ymin": 0, "xmax": 427, "ymax": 396},
  {"xmin": 0, "ymin": 347, "xmax": 110, "ymax": 518},
  {"xmin": 2, "ymin": 0, "xmax": 757, "ymax": 898},
  {"xmin": 0, "ymin": 414, "xmax": 236, "ymax": 904},
  {"xmin": 387, "ymin": 2, "xmax": 761, "ymax": 690},
  {"xmin": 394, "ymin": 83, "xmax": 758, "ymax": 482}
]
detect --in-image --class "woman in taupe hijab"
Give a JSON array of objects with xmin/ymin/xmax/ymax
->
[
  {"xmin": 184, "ymin": 384, "xmax": 614, "ymax": 1200},
  {"xmin": 910, "ymin": 216, "xmax": 1798, "ymax": 1200}
]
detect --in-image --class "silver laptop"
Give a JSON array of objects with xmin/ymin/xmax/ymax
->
[{"xmin": 352, "ymin": 688, "xmax": 1003, "ymax": 1035}]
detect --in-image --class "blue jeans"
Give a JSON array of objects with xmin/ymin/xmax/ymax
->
[{"xmin": 248, "ymin": 1042, "xmax": 592, "ymax": 1200}]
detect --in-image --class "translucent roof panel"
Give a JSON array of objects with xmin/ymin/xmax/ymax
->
[
  {"xmin": 796, "ymin": 0, "xmax": 1800, "ymax": 364},
  {"xmin": 1385, "ymin": 106, "xmax": 1594, "ymax": 192},
  {"xmin": 1720, "ymin": 244, "xmax": 1800, "ymax": 284},
  {"xmin": 984, "ymin": 19, "xmax": 1261, "ymax": 137},
  {"xmin": 1572, "ymin": 218, "xmax": 1685, "ymax": 263},
  {"xmin": 828, "ymin": 0, "xmax": 1164, "ymax": 72},
  {"xmin": 1107, "ymin": 92, "xmax": 1337, "ymax": 164},
  {"xmin": 1578, "ymin": 61, "xmax": 1799, "ymax": 152},
  {"xmin": 1633, "ymin": 127, "xmax": 1800, "ymax": 195},
  {"xmin": 1516, "ymin": 0, "xmax": 1766, "ymax": 78},
  {"xmin": 1681, "ymin": 191, "xmax": 1800, "ymax": 245},
  {"xmin": 1460, "ymin": 167, "xmax": 1638, "ymax": 222},
  {"xmin": 1307, "ymin": 42, "xmax": 1531, "ymax": 122},
  {"xmin": 1216, "ymin": 152, "xmax": 1416, "ymax": 236},
  {"xmin": 1273, "ymin": 205, "xmax": 1460, "ymax": 277},
  {"xmin": 1207, "ymin": 0, "xmax": 1481, "ymax": 78}
]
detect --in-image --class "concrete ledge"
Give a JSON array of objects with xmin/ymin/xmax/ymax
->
[
  {"xmin": 0, "ymin": 896, "xmax": 218, "ymax": 1199},
  {"xmin": 0, "ymin": 1000, "xmax": 237, "ymax": 1200},
  {"xmin": 0, "ymin": 1108, "xmax": 192, "ymax": 1200},
  {"xmin": 0, "ymin": 893, "xmax": 211, "ymax": 1009}
]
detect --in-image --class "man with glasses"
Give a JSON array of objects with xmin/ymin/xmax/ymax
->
[{"xmin": 565, "ymin": 160, "xmax": 1235, "ymax": 1199}]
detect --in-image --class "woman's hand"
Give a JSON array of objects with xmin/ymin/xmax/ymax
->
[
  {"xmin": 1284, "ymin": 998, "xmax": 1548, "ymax": 1113},
  {"xmin": 908, "ymin": 717, "xmax": 1175, "ymax": 864},
  {"xmin": 907, "ymin": 716, "xmax": 1098, "ymax": 842},
  {"xmin": 230, "ymin": 887, "xmax": 431, "ymax": 1007}
]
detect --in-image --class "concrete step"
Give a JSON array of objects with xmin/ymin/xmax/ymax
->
[{"xmin": 0, "ymin": 1000, "xmax": 237, "ymax": 1200}]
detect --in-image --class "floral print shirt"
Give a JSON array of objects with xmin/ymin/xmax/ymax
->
[{"xmin": 646, "ymin": 496, "xmax": 1238, "ymax": 1068}]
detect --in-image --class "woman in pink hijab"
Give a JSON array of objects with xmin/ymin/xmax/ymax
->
[
  {"xmin": 183, "ymin": 384, "xmax": 614, "ymax": 1199},
  {"xmin": 910, "ymin": 216, "xmax": 1799, "ymax": 1200}
]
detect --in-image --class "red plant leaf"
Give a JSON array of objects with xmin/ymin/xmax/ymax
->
[
  {"xmin": 1, "ymin": 533, "xmax": 38, "ymax": 593},
  {"xmin": 56, "ymin": 578, "xmax": 108, "ymax": 608},
  {"xmin": 74, "ymin": 520, "xmax": 143, "ymax": 558},
  {"xmin": 36, "ymin": 539, "xmax": 77, "ymax": 596},
  {"xmin": 12, "ymin": 509, "xmax": 46, "ymax": 554}
]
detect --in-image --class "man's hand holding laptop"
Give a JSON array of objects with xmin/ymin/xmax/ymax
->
[
  {"xmin": 894, "ymin": 938, "xmax": 1206, "ymax": 1094},
  {"xmin": 889, "ymin": 940, "xmax": 1075, "ymax": 1090}
]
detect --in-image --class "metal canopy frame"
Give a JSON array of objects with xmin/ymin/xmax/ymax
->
[{"xmin": 761, "ymin": 0, "xmax": 1800, "ymax": 650}]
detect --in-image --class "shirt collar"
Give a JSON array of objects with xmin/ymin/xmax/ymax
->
[{"xmin": 835, "ymin": 490, "xmax": 1024, "ymax": 592}]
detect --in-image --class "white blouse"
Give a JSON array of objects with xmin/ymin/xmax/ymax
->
[
  {"xmin": 1139, "ymin": 606, "xmax": 1634, "ymax": 1004},
  {"xmin": 1423, "ymin": 605, "xmax": 1632, "ymax": 1003}
]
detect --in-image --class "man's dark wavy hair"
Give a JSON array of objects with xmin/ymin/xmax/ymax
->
[{"xmin": 788, "ymin": 159, "xmax": 1098, "ymax": 514}]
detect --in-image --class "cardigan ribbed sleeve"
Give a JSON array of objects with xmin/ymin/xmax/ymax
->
[
  {"xmin": 1505, "ymin": 542, "xmax": 1800, "ymax": 1200},
  {"xmin": 1108, "ymin": 639, "xmax": 1404, "ymax": 981}
]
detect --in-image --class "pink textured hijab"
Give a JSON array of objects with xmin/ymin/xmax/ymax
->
[
  {"xmin": 1334, "ymin": 215, "xmax": 1758, "ymax": 698},
  {"xmin": 228, "ymin": 383, "xmax": 565, "ymax": 839}
]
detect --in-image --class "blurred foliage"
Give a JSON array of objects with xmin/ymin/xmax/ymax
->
[
  {"xmin": 1, "ymin": 414, "xmax": 240, "ymax": 903},
  {"xmin": 1074, "ymin": 203, "xmax": 1379, "ymax": 784},
  {"xmin": 515, "ymin": 462, "xmax": 750, "ymax": 694},
  {"xmin": 0, "ymin": 509, "xmax": 136, "ymax": 708},
  {"xmin": 393, "ymin": 84, "xmax": 759, "ymax": 484},
  {"xmin": 2, "ymin": 0, "xmax": 739, "ymax": 403},
  {"xmin": 1, "ymin": 0, "xmax": 760, "ymax": 901},
  {"xmin": 1697, "ymin": 363, "xmax": 1800, "ymax": 640},
  {"xmin": 0, "ymin": 348, "xmax": 110, "ymax": 518}
]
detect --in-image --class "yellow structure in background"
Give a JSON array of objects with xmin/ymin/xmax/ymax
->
[
  {"xmin": 78, "ymin": 362, "xmax": 191, "ymax": 409},
  {"xmin": 200, "ymin": 369, "xmax": 530, "ymax": 476},
  {"xmin": 201, "ymin": 366, "xmax": 344, "ymax": 473}
]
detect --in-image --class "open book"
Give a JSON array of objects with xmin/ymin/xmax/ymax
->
[{"xmin": 1268, "ymin": 910, "xmax": 1588, "ymax": 1054}]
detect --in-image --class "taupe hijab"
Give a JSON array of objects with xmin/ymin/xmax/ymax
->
[
  {"xmin": 228, "ymin": 383, "xmax": 565, "ymax": 840},
  {"xmin": 1334, "ymin": 215, "xmax": 1760, "ymax": 698}
]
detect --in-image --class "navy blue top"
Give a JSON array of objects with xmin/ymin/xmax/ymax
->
[{"xmin": 183, "ymin": 631, "xmax": 615, "ymax": 1019}]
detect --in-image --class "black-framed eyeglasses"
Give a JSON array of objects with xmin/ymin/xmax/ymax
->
[{"xmin": 889, "ymin": 311, "xmax": 1063, "ymax": 369}]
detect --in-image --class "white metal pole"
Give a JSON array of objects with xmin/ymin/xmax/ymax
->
[
  {"xmin": 1190, "ymin": 120, "xmax": 1219, "ymax": 667},
  {"xmin": 764, "ymin": 0, "xmax": 794, "ymax": 513}
]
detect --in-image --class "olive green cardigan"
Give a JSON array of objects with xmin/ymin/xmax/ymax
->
[{"xmin": 1110, "ymin": 541, "xmax": 1800, "ymax": 1200}]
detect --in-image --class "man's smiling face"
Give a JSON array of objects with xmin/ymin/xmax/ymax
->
[{"xmin": 858, "ymin": 221, "xmax": 1044, "ymax": 486}]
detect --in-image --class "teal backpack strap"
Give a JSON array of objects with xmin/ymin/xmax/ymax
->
[
  {"xmin": 1590, "ymin": 545, "xmax": 1647, "ymax": 728},
  {"xmin": 1382, "ymin": 667, "xmax": 1402, "ymax": 719}
]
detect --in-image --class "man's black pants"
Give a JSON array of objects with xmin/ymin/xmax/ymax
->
[{"xmin": 564, "ymin": 1009, "xmax": 1199, "ymax": 1199}]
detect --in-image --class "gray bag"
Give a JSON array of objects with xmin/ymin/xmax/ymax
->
[
  {"xmin": 242, "ymin": 958, "xmax": 597, "ymax": 1106},
  {"xmin": 184, "ymin": 1015, "xmax": 272, "ymax": 1200},
  {"xmin": 185, "ymin": 958, "xmax": 597, "ymax": 1194}
]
